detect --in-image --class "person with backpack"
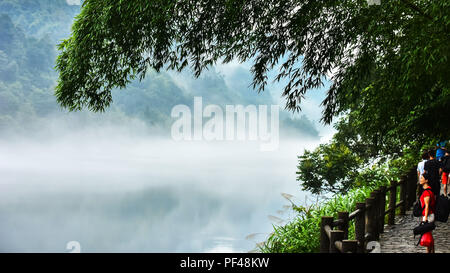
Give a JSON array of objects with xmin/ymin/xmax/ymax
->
[
  {"xmin": 418, "ymin": 172, "xmax": 436, "ymax": 253},
  {"xmin": 441, "ymin": 150, "xmax": 450, "ymax": 196},
  {"xmin": 436, "ymin": 141, "xmax": 447, "ymax": 162},
  {"xmin": 424, "ymin": 148, "xmax": 442, "ymax": 198}
]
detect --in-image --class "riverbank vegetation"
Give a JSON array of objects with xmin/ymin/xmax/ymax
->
[
  {"xmin": 259, "ymin": 141, "xmax": 422, "ymax": 253},
  {"xmin": 258, "ymin": 113, "xmax": 439, "ymax": 253}
]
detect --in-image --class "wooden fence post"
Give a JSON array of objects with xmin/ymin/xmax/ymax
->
[
  {"xmin": 379, "ymin": 186, "xmax": 386, "ymax": 233},
  {"xmin": 320, "ymin": 216, "xmax": 333, "ymax": 253},
  {"xmin": 316, "ymin": 166, "xmax": 416, "ymax": 254},
  {"xmin": 329, "ymin": 230, "xmax": 344, "ymax": 253},
  {"xmin": 416, "ymin": 177, "xmax": 422, "ymax": 199},
  {"xmin": 370, "ymin": 190, "xmax": 380, "ymax": 240},
  {"xmin": 365, "ymin": 197, "xmax": 376, "ymax": 242},
  {"xmin": 408, "ymin": 167, "xmax": 417, "ymax": 207},
  {"xmin": 338, "ymin": 211, "xmax": 349, "ymax": 240},
  {"xmin": 399, "ymin": 176, "xmax": 407, "ymax": 215},
  {"xmin": 355, "ymin": 202, "xmax": 366, "ymax": 253},
  {"xmin": 388, "ymin": 180, "xmax": 397, "ymax": 225}
]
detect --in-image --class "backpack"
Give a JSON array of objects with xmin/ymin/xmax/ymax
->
[
  {"xmin": 435, "ymin": 195, "xmax": 449, "ymax": 222},
  {"xmin": 413, "ymin": 188, "xmax": 432, "ymax": 217}
]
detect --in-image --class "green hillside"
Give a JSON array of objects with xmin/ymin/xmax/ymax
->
[{"xmin": 0, "ymin": 0, "xmax": 319, "ymax": 138}]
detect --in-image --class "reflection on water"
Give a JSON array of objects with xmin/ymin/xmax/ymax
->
[{"xmin": 0, "ymin": 136, "xmax": 319, "ymax": 252}]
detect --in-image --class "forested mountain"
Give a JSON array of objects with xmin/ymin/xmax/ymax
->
[{"xmin": 0, "ymin": 0, "xmax": 319, "ymax": 138}]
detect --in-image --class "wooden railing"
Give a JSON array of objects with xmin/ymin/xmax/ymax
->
[{"xmin": 320, "ymin": 167, "xmax": 417, "ymax": 253}]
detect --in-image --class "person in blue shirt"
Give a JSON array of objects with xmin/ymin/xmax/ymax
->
[{"xmin": 436, "ymin": 141, "xmax": 447, "ymax": 161}]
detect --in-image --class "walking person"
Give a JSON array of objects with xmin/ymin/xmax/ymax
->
[
  {"xmin": 436, "ymin": 141, "xmax": 447, "ymax": 162},
  {"xmin": 441, "ymin": 150, "xmax": 450, "ymax": 196},
  {"xmin": 417, "ymin": 150, "xmax": 429, "ymax": 196},
  {"xmin": 424, "ymin": 148, "xmax": 442, "ymax": 198},
  {"xmin": 419, "ymin": 173, "xmax": 436, "ymax": 253}
]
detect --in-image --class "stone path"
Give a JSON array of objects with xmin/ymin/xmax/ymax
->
[{"xmin": 380, "ymin": 209, "xmax": 450, "ymax": 253}]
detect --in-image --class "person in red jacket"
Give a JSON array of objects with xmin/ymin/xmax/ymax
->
[{"xmin": 419, "ymin": 172, "xmax": 436, "ymax": 253}]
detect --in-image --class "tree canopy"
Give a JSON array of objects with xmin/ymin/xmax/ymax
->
[
  {"xmin": 0, "ymin": 2, "xmax": 318, "ymax": 138},
  {"xmin": 56, "ymin": 0, "xmax": 449, "ymax": 144},
  {"xmin": 296, "ymin": 114, "xmax": 428, "ymax": 194}
]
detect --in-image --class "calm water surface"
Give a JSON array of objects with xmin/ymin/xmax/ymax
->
[{"xmin": 0, "ymin": 135, "xmax": 320, "ymax": 252}]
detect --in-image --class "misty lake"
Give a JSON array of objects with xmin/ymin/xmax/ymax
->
[{"xmin": 0, "ymin": 131, "xmax": 320, "ymax": 253}]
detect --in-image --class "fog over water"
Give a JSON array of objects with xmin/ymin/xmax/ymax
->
[
  {"xmin": 0, "ymin": 0, "xmax": 339, "ymax": 253},
  {"xmin": 0, "ymin": 128, "xmax": 324, "ymax": 253}
]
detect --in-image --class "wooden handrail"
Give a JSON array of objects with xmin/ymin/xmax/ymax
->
[
  {"xmin": 319, "ymin": 166, "xmax": 418, "ymax": 253},
  {"xmin": 395, "ymin": 200, "xmax": 405, "ymax": 208},
  {"xmin": 348, "ymin": 207, "xmax": 364, "ymax": 221}
]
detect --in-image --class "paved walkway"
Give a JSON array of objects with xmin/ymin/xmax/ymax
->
[{"xmin": 380, "ymin": 209, "xmax": 450, "ymax": 253}]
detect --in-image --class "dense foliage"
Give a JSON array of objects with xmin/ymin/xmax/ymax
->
[
  {"xmin": 56, "ymin": 0, "xmax": 449, "ymax": 145},
  {"xmin": 0, "ymin": 0, "xmax": 319, "ymax": 137},
  {"xmin": 296, "ymin": 107, "xmax": 438, "ymax": 194},
  {"xmin": 297, "ymin": 141, "xmax": 363, "ymax": 194}
]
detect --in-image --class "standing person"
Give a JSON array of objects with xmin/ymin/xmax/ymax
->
[
  {"xmin": 419, "ymin": 173, "xmax": 436, "ymax": 253},
  {"xmin": 417, "ymin": 150, "xmax": 429, "ymax": 178},
  {"xmin": 424, "ymin": 148, "xmax": 442, "ymax": 198},
  {"xmin": 417, "ymin": 151, "xmax": 429, "ymax": 197},
  {"xmin": 441, "ymin": 150, "xmax": 450, "ymax": 196},
  {"xmin": 436, "ymin": 141, "xmax": 447, "ymax": 162}
]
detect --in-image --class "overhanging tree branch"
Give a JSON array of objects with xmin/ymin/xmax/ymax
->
[{"xmin": 399, "ymin": 0, "xmax": 433, "ymax": 21}]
